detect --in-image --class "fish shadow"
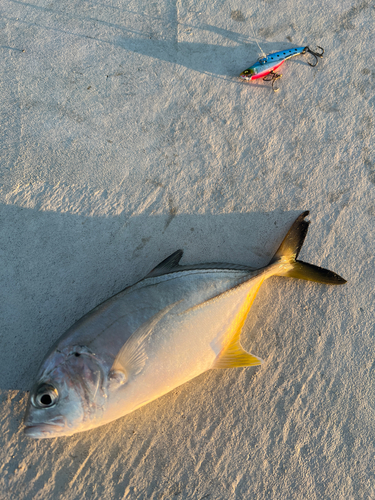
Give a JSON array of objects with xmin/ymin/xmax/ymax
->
[{"xmin": 0, "ymin": 204, "xmax": 303, "ymax": 390}]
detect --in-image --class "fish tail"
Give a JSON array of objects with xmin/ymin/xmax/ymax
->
[{"xmin": 270, "ymin": 211, "xmax": 346, "ymax": 285}]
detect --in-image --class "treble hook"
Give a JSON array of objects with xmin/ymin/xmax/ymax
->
[
  {"xmin": 263, "ymin": 71, "xmax": 282, "ymax": 92},
  {"xmin": 303, "ymin": 46, "xmax": 324, "ymax": 67}
]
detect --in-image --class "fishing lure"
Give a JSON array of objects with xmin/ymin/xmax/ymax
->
[{"xmin": 240, "ymin": 46, "xmax": 324, "ymax": 91}]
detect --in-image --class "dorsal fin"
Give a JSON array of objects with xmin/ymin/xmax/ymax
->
[
  {"xmin": 145, "ymin": 250, "xmax": 184, "ymax": 278},
  {"xmin": 177, "ymin": 263, "xmax": 255, "ymax": 272}
]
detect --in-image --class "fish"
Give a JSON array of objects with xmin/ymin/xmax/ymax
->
[{"xmin": 23, "ymin": 211, "xmax": 346, "ymax": 438}]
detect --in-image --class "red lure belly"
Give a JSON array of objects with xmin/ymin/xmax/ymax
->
[{"xmin": 250, "ymin": 60, "xmax": 285, "ymax": 80}]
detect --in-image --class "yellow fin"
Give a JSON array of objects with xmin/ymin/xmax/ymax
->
[
  {"xmin": 271, "ymin": 211, "xmax": 346, "ymax": 284},
  {"xmin": 214, "ymin": 345, "xmax": 263, "ymax": 368},
  {"xmin": 212, "ymin": 277, "xmax": 264, "ymax": 369}
]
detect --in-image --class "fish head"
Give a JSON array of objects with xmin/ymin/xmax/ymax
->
[
  {"xmin": 240, "ymin": 67, "xmax": 256, "ymax": 80},
  {"xmin": 24, "ymin": 346, "xmax": 106, "ymax": 438}
]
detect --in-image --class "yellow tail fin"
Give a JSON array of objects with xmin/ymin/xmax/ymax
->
[{"xmin": 271, "ymin": 211, "xmax": 346, "ymax": 285}]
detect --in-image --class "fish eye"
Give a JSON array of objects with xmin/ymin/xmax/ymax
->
[{"xmin": 32, "ymin": 384, "xmax": 59, "ymax": 408}]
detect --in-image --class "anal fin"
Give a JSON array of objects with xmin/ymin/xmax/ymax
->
[
  {"xmin": 212, "ymin": 278, "xmax": 264, "ymax": 369},
  {"xmin": 214, "ymin": 345, "xmax": 263, "ymax": 369}
]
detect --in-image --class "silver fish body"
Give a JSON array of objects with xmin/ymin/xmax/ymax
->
[{"xmin": 24, "ymin": 212, "xmax": 346, "ymax": 438}]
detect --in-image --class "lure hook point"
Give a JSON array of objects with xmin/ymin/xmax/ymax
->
[
  {"xmin": 304, "ymin": 46, "xmax": 324, "ymax": 67},
  {"xmin": 263, "ymin": 71, "xmax": 282, "ymax": 92}
]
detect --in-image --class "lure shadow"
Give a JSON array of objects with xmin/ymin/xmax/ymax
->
[
  {"xmin": 112, "ymin": 34, "xmax": 299, "ymax": 78},
  {"xmin": 4, "ymin": 1, "xmax": 284, "ymax": 78}
]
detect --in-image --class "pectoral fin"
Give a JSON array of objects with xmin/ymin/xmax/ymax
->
[
  {"xmin": 109, "ymin": 301, "xmax": 180, "ymax": 389},
  {"xmin": 212, "ymin": 277, "xmax": 264, "ymax": 369}
]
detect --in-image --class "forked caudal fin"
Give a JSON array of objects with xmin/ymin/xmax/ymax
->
[
  {"xmin": 213, "ymin": 212, "xmax": 345, "ymax": 371},
  {"xmin": 270, "ymin": 211, "xmax": 347, "ymax": 285}
]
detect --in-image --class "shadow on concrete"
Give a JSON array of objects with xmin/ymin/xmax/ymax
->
[
  {"xmin": 0, "ymin": 204, "xmax": 303, "ymax": 390},
  {"xmin": 4, "ymin": 0, "xmax": 297, "ymax": 78}
]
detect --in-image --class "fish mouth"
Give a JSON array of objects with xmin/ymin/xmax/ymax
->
[
  {"xmin": 24, "ymin": 423, "xmax": 65, "ymax": 438},
  {"xmin": 24, "ymin": 416, "xmax": 66, "ymax": 439}
]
